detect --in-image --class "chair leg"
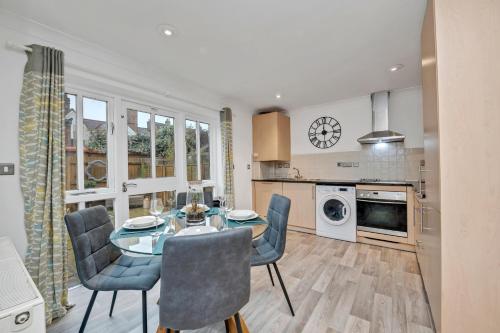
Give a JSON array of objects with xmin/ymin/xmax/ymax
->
[
  {"xmin": 234, "ymin": 313, "xmax": 243, "ymax": 333},
  {"xmin": 142, "ymin": 291, "xmax": 148, "ymax": 333},
  {"xmin": 109, "ymin": 291, "xmax": 118, "ymax": 317},
  {"xmin": 79, "ymin": 290, "xmax": 98, "ymax": 333},
  {"xmin": 272, "ymin": 262, "xmax": 295, "ymax": 316},
  {"xmin": 266, "ymin": 264, "xmax": 275, "ymax": 286},
  {"xmin": 224, "ymin": 319, "xmax": 230, "ymax": 333}
]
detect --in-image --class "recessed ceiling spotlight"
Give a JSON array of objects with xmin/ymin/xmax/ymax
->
[
  {"xmin": 158, "ymin": 24, "xmax": 176, "ymax": 37},
  {"xmin": 389, "ymin": 64, "xmax": 404, "ymax": 72},
  {"xmin": 275, "ymin": 93, "xmax": 282, "ymax": 99}
]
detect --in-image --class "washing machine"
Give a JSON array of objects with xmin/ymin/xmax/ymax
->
[{"xmin": 315, "ymin": 185, "xmax": 357, "ymax": 242}]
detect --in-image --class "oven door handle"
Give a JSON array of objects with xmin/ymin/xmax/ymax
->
[{"xmin": 356, "ymin": 199, "xmax": 407, "ymax": 205}]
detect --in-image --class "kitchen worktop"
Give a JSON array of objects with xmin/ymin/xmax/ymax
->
[{"xmin": 252, "ymin": 178, "xmax": 416, "ymax": 187}]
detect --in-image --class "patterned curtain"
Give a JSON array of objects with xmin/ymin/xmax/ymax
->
[
  {"xmin": 220, "ymin": 107, "xmax": 235, "ymax": 208},
  {"xmin": 19, "ymin": 45, "xmax": 69, "ymax": 324}
]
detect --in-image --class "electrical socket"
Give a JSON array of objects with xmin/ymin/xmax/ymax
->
[{"xmin": 0, "ymin": 163, "xmax": 15, "ymax": 175}]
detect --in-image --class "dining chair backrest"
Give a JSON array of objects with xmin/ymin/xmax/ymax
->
[
  {"xmin": 159, "ymin": 228, "xmax": 252, "ymax": 330},
  {"xmin": 263, "ymin": 194, "xmax": 291, "ymax": 260},
  {"xmin": 64, "ymin": 206, "xmax": 121, "ymax": 288},
  {"xmin": 176, "ymin": 191, "xmax": 214, "ymax": 209}
]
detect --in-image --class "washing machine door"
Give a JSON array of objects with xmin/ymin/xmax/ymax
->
[{"xmin": 319, "ymin": 194, "xmax": 351, "ymax": 226}]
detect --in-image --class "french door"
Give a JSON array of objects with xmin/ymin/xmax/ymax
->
[{"xmin": 114, "ymin": 101, "xmax": 184, "ymax": 225}]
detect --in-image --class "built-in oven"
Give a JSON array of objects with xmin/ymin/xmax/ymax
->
[{"xmin": 356, "ymin": 189, "xmax": 407, "ymax": 237}]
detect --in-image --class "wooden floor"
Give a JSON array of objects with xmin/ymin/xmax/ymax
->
[{"xmin": 48, "ymin": 231, "xmax": 434, "ymax": 333}]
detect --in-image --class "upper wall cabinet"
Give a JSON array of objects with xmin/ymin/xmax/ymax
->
[{"xmin": 252, "ymin": 112, "xmax": 291, "ymax": 161}]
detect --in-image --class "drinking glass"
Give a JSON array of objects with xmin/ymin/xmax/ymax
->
[
  {"xmin": 150, "ymin": 198, "xmax": 164, "ymax": 237},
  {"xmin": 218, "ymin": 195, "xmax": 227, "ymax": 230},
  {"xmin": 165, "ymin": 196, "xmax": 176, "ymax": 234}
]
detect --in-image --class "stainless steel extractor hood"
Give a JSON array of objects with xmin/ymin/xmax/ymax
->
[{"xmin": 357, "ymin": 91, "xmax": 405, "ymax": 144}]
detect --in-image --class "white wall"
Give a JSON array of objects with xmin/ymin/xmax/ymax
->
[
  {"xmin": 389, "ymin": 87, "xmax": 424, "ymax": 148},
  {"xmin": 289, "ymin": 86, "xmax": 424, "ymax": 155},
  {"xmin": 0, "ymin": 10, "xmax": 254, "ymax": 254}
]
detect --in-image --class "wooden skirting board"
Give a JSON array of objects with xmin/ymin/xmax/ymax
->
[
  {"xmin": 357, "ymin": 236, "xmax": 416, "ymax": 253},
  {"xmin": 288, "ymin": 225, "xmax": 316, "ymax": 235}
]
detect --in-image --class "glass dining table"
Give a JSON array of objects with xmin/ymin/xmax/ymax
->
[
  {"xmin": 110, "ymin": 207, "xmax": 265, "ymax": 333},
  {"xmin": 110, "ymin": 207, "xmax": 269, "ymax": 256}
]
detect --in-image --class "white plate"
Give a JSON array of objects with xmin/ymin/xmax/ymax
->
[
  {"xmin": 229, "ymin": 210, "xmax": 256, "ymax": 219},
  {"xmin": 123, "ymin": 217, "xmax": 165, "ymax": 230},
  {"xmin": 175, "ymin": 226, "xmax": 218, "ymax": 236},
  {"xmin": 228, "ymin": 211, "xmax": 259, "ymax": 221},
  {"xmin": 180, "ymin": 204, "xmax": 210, "ymax": 213},
  {"xmin": 125, "ymin": 216, "xmax": 156, "ymax": 227}
]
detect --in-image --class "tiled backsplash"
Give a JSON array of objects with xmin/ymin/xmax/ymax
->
[{"xmin": 253, "ymin": 143, "xmax": 424, "ymax": 181}]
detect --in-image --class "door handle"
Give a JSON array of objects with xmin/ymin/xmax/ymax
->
[
  {"xmin": 421, "ymin": 206, "xmax": 432, "ymax": 232},
  {"xmin": 420, "ymin": 206, "xmax": 424, "ymax": 233},
  {"xmin": 122, "ymin": 182, "xmax": 138, "ymax": 192}
]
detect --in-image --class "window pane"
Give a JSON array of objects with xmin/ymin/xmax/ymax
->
[
  {"xmin": 200, "ymin": 122, "xmax": 210, "ymax": 180},
  {"xmin": 83, "ymin": 97, "xmax": 108, "ymax": 189},
  {"xmin": 64, "ymin": 94, "xmax": 78, "ymax": 190},
  {"xmin": 155, "ymin": 115, "xmax": 175, "ymax": 178},
  {"xmin": 128, "ymin": 109, "xmax": 152, "ymax": 179},
  {"xmin": 185, "ymin": 120, "xmax": 198, "ymax": 181},
  {"xmin": 128, "ymin": 191, "xmax": 176, "ymax": 218}
]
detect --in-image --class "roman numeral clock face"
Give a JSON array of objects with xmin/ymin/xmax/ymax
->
[{"xmin": 308, "ymin": 117, "xmax": 341, "ymax": 149}]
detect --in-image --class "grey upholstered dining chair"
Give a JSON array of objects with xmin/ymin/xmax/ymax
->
[
  {"xmin": 176, "ymin": 191, "xmax": 214, "ymax": 209},
  {"xmin": 159, "ymin": 228, "xmax": 252, "ymax": 333},
  {"xmin": 251, "ymin": 194, "xmax": 295, "ymax": 316},
  {"xmin": 65, "ymin": 206, "xmax": 161, "ymax": 333}
]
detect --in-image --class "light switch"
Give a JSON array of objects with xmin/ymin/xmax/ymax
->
[{"xmin": 0, "ymin": 163, "xmax": 14, "ymax": 175}]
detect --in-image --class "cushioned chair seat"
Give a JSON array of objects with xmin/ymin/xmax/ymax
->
[
  {"xmin": 86, "ymin": 255, "xmax": 162, "ymax": 291},
  {"xmin": 251, "ymin": 237, "xmax": 280, "ymax": 266}
]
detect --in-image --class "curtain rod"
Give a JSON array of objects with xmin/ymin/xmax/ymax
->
[
  {"xmin": 6, "ymin": 41, "xmax": 32, "ymax": 52},
  {"xmin": 5, "ymin": 41, "xmax": 222, "ymax": 113}
]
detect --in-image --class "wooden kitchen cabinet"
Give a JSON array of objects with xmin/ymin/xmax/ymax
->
[
  {"xmin": 414, "ymin": 194, "xmax": 423, "ymax": 263},
  {"xmin": 252, "ymin": 181, "xmax": 283, "ymax": 217},
  {"xmin": 283, "ymin": 182, "xmax": 316, "ymax": 231},
  {"xmin": 252, "ymin": 112, "xmax": 291, "ymax": 161},
  {"xmin": 420, "ymin": 1, "xmax": 442, "ymax": 331}
]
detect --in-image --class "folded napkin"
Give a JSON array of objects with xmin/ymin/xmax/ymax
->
[
  {"xmin": 111, "ymin": 223, "xmax": 167, "ymax": 239},
  {"xmin": 227, "ymin": 216, "xmax": 268, "ymax": 228}
]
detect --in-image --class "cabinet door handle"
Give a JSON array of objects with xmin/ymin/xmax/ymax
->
[
  {"xmin": 312, "ymin": 186, "xmax": 315, "ymax": 200},
  {"xmin": 420, "ymin": 206, "xmax": 424, "ymax": 233}
]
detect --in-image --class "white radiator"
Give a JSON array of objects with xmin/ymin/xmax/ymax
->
[{"xmin": 0, "ymin": 237, "xmax": 45, "ymax": 332}]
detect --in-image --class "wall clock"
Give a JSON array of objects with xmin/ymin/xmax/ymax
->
[{"xmin": 308, "ymin": 116, "xmax": 341, "ymax": 149}]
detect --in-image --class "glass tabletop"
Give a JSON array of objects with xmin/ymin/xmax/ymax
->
[{"xmin": 110, "ymin": 209, "xmax": 268, "ymax": 256}]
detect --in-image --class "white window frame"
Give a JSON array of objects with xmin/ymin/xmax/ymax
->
[
  {"xmin": 64, "ymin": 87, "xmax": 116, "ymax": 204},
  {"xmin": 122, "ymin": 100, "xmax": 179, "ymax": 189},
  {"xmin": 183, "ymin": 114, "xmax": 218, "ymax": 189}
]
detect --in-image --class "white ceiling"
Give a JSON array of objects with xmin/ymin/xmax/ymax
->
[{"xmin": 0, "ymin": 0, "xmax": 427, "ymax": 109}]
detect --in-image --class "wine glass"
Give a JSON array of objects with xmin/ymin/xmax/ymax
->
[
  {"xmin": 219, "ymin": 195, "xmax": 226, "ymax": 209},
  {"xmin": 218, "ymin": 195, "xmax": 227, "ymax": 230},
  {"xmin": 150, "ymin": 198, "xmax": 164, "ymax": 237},
  {"xmin": 165, "ymin": 196, "xmax": 176, "ymax": 234}
]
